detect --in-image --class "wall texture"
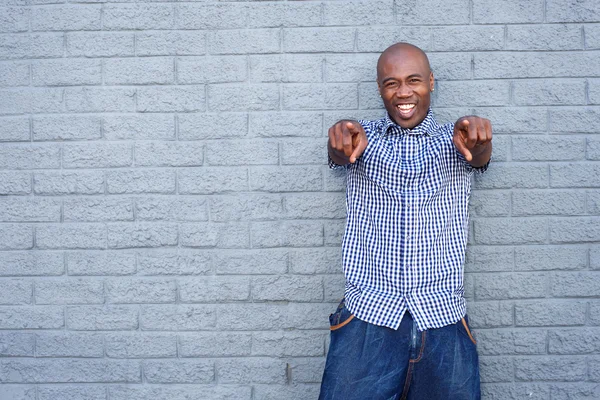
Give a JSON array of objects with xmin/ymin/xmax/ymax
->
[{"xmin": 0, "ymin": 0, "xmax": 599, "ymax": 399}]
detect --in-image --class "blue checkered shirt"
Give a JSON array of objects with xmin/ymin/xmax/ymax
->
[{"xmin": 330, "ymin": 110, "xmax": 488, "ymax": 331}]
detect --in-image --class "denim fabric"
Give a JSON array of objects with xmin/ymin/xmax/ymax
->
[{"xmin": 319, "ymin": 299, "xmax": 480, "ymax": 400}]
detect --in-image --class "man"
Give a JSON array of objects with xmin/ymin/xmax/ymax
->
[{"xmin": 319, "ymin": 43, "xmax": 492, "ymax": 400}]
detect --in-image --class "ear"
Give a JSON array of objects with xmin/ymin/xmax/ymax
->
[{"xmin": 429, "ymin": 72, "xmax": 435, "ymax": 92}]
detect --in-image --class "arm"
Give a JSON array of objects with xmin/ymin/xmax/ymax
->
[
  {"xmin": 327, "ymin": 120, "xmax": 368, "ymax": 166},
  {"xmin": 453, "ymin": 116, "xmax": 492, "ymax": 168}
]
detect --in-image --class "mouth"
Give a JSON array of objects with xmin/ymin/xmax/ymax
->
[{"xmin": 396, "ymin": 103, "xmax": 416, "ymax": 118}]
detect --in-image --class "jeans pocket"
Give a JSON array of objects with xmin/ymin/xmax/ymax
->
[
  {"xmin": 329, "ymin": 298, "xmax": 355, "ymax": 331},
  {"xmin": 458, "ymin": 316, "xmax": 477, "ymax": 345}
]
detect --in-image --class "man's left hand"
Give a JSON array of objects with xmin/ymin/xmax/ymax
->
[{"xmin": 453, "ymin": 116, "xmax": 492, "ymax": 166}]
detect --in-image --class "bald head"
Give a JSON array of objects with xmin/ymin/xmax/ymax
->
[{"xmin": 377, "ymin": 42, "xmax": 431, "ymax": 83}]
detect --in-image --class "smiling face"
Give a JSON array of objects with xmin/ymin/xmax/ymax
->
[{"xmin": 377, "ymin": 43, "xmax": 434, "ymax": 129}]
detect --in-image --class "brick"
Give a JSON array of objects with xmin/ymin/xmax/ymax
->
[
  {"xmin": 289, "ymin": 358, "xmax": 326, "ymax": 383},
  {"xmin": 140, "ymin": 305, "xmax": 216, "ymax": 331},
  {"xmin": 32, "ymin": 59, "xmax": 101, "ymax": 86},
  {"xmin": 179, "ymin": 113, "xmax": 247, "ymax": 140},
  {"xmin": 37, "ymin": 386, "xmax": 106, "ymax": 400},
  {"xmin": 36, "ymin": 278, "xmax": 103, "ymax": 305},
  {"xmin": 0, "ymin": 359, "xmax": 140, "ymax": 383},
  {"xmin": 515, "ymin": 79, "xmax": 586, "ymax": 106},
  {"xmin": 137, "ymin": 86, "xmax": 205, "ymax": 112},
  {"xmin": 67, "ymin": 32, "xmax": 134, "ymax": 57},
  {"xmin": 176, "ymin": 4, "xmax": 246, "ymax": 30},
  {"xmin": 106, "ymin": 278, "xmax": 176, "ymax": 304},
  {"xmin": 429, "ymin": 52, "xmax": 473, "ymax": 81},
  {"xmin": 36, "ymin": 169, "xmax": 102, "ymax": 195},
  {"xmin": 249, "ymin": 112, "xmax": 322, "ymax": 138},
  {"xmin": 398, "ymin": 0, "xmax": 469, "ymax": 25},
  {"xmin": 210, "ymin": 194, "xmax": 282, "ymax": 222},
  {"xmin": 281, "ymin": 138, "xmax": 328, "ymax": 165},
  {"xmin": 254, "ymin": 384, "xmax": 321, "ymax": 400},
  {"xmin": 550, "ymin": 217, "xmax": 600, "ymax": 243},
  {"xmin": 0, "ymin": 224, "xmax": 33, "ymax": 250},
  {"xmin": 32, "ymin": 5, "xmax": 100, "ymax": 31},
  {"xmin": 283, "ymin": 83, "xmax": 358, "ymax": 110},
  {"xmin": 284, "ymin": 28, "xmax": 355, "ymax": 53},
  {"xmin": 0, "ymin": 7, "xmax": 29, "ymax": 33},
  {"xmin": 591, "ymin": 79, "xmax": 600, "ymax": 105},
  {"xmin": 474, "ymin": 52, "xmax": 600, "ymax": 79},
  {"xmin": 512, "ymin": 136, "xmax": 585, "ymax": 161},
  {"xmin": 179, "ymin": 332, "xmax": 252, "ymax": 358},
  {"xmin": 359, "ymin": 82, "xmax": 383, "ymax": 110},
  {"xmin": 515, "ymin": 246, "xmax": 586, "ymax": 271},
  {"xmin": 588, "ymin": 24, "xmax": 600, "ymax": 49},
  {"xmin": 103, "ymin": 114, "xmax": 175, "ymax": 140},
  {"xmin": 214, "ymin": 249, "xmax": 288, "ymax": 275},
  {"xmin": 592, "ymin": 246, "xmax": 600, "ymax": 270},
  {"xmin": 103, "ymin": 4, "xmax": 174, "ymax": 30},
  {"xmin": 252, "ymin": 275, "xmax": 323, "ymax": 302},
  {"xmin": 474, "ymin": 218, "xmax": 547, "ymax": 245},
  {"xmin": 0, "ymin": 198, "xmax": 60, "ymax": 222},
  {"xmin": 137, "ymin": 31, "xmax": 205, "ymax": 56},
  {"xmin": 136, "ymin": 197, "xmax": 207, "ymax": 222},
  {"xmin": 323, "ymin": 167, "xmax": 347, "ymax": 191},
  {"xmin": 251, "ymin": 221, "xmax": 323, "ymax": 248},
  {"xmin": 515, "ymin": 357, "xmax": 586, "ymax": 381},
  {"xmin": 551, "ymin": 163, "xmax": 600, "ymax": 188},
  {"xmin": 476, "ymin": 329, "xmax": 546, "ymax": 355},
  {"xmin": 551, "ymin": 271, "xmax": 600, "ymax": 297},
  {"xmin": 249, "ymin": 55, "xmax": 323, "ymax": 83},
  {"xmin": 35, "ymin": 332, "xmax": 103, "ymax": 357},
  {"xmin": 135, "ymin": 141, "xmax": 203, "ymax": 166},
  {"xmin": 550, "ymin": 383, "xmax": 600, "ymax": 399},
  {"xmin": 549, "ymin": 107, "xmax": 600, "ymax": 133},
  {"xmin": 206, "ymin": 140, "xmax": 278, "ymax": 166},
  {"xmin": 515, "ymin": 300, "xmax": 586, "ymax": 326},
  {"xmin": 0, "ymin": 61, "xmax": 29, "ymax": 87},
  {"xmin": 473, "ymin": 0, "xmax": 543, "ymax": 23},
  {"xmin": 177, "ymin": 56, "xmax": 246, "ymax": 84},
  {"xmin": 0, "ymin": 117, "xmax": 29, "ymax": 141},
  {"xmin": 507, "ymin": 25, "xmax": 583, "ymax": 51},
  {"xmin": 217, "ymin": 358, "xmax": 286, "ymax": 384},
  {"xmin": 64, "ymin": 87, "xmax": 136, "ymax": 113},
  {"xmin": 324, "ymin": 0, "xmax": 394, "ymax": 25},
  {"xmin": 0, "ymin": 171, "xmax": 31, "ymax": 195},
  {"xmin": 216, "ymin": 303, "xmax": 287, "ymax": 331},
  {"xmin": 63, "ymin": 143, "xmax": 132, "ymax": 169},
  {"xmin": 289, "ymin": 248, "xmax": 341, "ymax": 274},
  {"xmin": 0, "ymin": 386, "xmax": 36, "ymax": 400},
  {"xmin": 106, "ymin": 169, "xmax": 175, "ymax": 194},
  {"xmin": 0, "ymin": 279, "xmax": 31, "ymax": 305},
  {"xmin": 591, "ymin": 360, "xmax": 600, "ymax": 382},
  {"xmin": 107, "ymin": 223, "xmax": 178, "ymax": 249},
  {"xmin": 0, "ymin": 306, "xmax": 63, "ymax": 329},
  {"xmin": 432, "ymin": 26, "xmax": 504, "ymax": 51},
  {"xmin": 324, "ymin": 219, "xmax": 345, "ymax": 246},
  {"xmin": 68, "ymin": 251, "xmax": 135, "ymax": 276},
  {"xmin": 0, "ymin": 33, "xmax": 63, "ymax": 60},
  {"xmin": 104, "ymin": 58, "xmax": 174, "ymax": 85},
  {"xmin": 252, "ymin": 331, "xmax": 325, "ymax": 357},
  {"xmin": 180, "ymin": 223, "xmax": 249, "ymax": 249},
  {"xmin": 324, "ymin": 54, "xmax": 378, "ymax": 83},
  {"xmin": 144, "ymin": 360, "xmax": 213, "ymax": 384},
  {"xmin": 208, "ymin": 29, "xmax": 280, "ymax": 55},
  {"xmin": 33, "ymin": 115, "xmax": 102, "ymax": 141},
  {"xmin": 250, "ymin": 166, "xmax": 322, "ymax": 192},
  {"xmin": 468, "ymin": 190, "xmax": 510, "ymax": 217},
  {"xmin": 284, "ymin": 193, "xmax": 346, "ymax": 219},
  {"xmin": 356, "ymin": 26, "xmax": 432, "ymax": 53},
  {"xmin": 549, "ymin": 328, "xmax": 600, "ymax": 354},
  {"xmin": 481, "ymin": 383, "xmax": 550, "ymax": 400},
  {"xmin": 547, "ymin": 0, "xmax": 600, "ymax": 22},
  {"xmin": 435, "ymin": 81, "xmax": 510, "ymax": 107},
  {"xmin": 0, "ymin": 144, "xmax": 60, "ymax": 170},
  {"xmin": 0, "ymin": 252, "xmax": 63, "ymax": 276},
  {"xmin": 479, "ymin": 356, "xmax": 513, "ymax": 382},
  {"xmin": 105, "ymin": 333, "xmax": 176, "ymax": 358},
  {"xmin": 473, "ymin": 163, "xmax": 548, "ymax": 189},
  {"xmin": 67, "ymin": 306, "xmax": 137, "ymax": 330},
  {"xmin": 36, "ymin": 224, "xmax": 105, "ymax": 250},
  {"xmin": 109, "ymin": 385, "xmax": 250, "ymax": 400},
  {"xmin": 467, "ymin": 301, "xmax": 513, "ymax": 328},
  {"xmin": 590, "ymin": 302, "xmax": 600, "ymax": 325},
  {"xmin": 513, "ymin": 190, "xmax": 585, "ymax": 216},
  {"xmin": 247, "ymin": 2, "xmax": 321, "ymax": 28},
  {"xmin": 208, "ymin": 84, "xmax": 279, "ymax": 112},
  {"xmin": 479, "ymin": 107, "xmax": 550, "ymax": 134},
  {"xmin": 178, "ymin": 167, "xmax": 248, "ymax": 194},
  {"xmin": 137, "ymin": 250, "xmax": 211, "ymax": 276},
  {"xmin": 475, "ymin": 272, "xmax": 546, "ymax": 300},
  {"xmin": 0, "ymin": 332, "xmax": 34, "ymax": 356}
]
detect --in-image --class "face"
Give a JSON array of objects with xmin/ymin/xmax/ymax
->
[{"xmin": 377, "ymin": 47, "xmax": 434, "ymax": 129}]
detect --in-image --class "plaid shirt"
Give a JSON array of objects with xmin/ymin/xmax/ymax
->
[{"xmin": 330, "ymin": 110, "xmax": 488, "ymax": 331}]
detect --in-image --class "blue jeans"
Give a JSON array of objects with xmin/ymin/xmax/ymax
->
[{"xmin": 319, "ymin": 299, "xmax": 480, "ymax": 400}]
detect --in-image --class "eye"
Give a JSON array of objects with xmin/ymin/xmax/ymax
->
[{"xmin": 385, "ymin": 81, "xmax": 398, "ymax": 89}]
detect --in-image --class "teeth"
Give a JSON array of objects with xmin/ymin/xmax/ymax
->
[{"xmin": 397, "ymin": 104, "xmax": 415, "ymax": 110}]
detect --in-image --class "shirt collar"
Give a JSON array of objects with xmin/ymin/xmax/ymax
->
[{"xmin": 383, "ymin": 109, "xmax": 441, "ymax": 136}]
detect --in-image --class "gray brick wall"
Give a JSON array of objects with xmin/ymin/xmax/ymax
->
[{"xmin": 0, "ymin": 0, "xmax": 598, "ymax": 398}]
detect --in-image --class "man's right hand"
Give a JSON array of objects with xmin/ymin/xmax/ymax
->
[{"xmin": 328, "ymin": 120, "xmax": 368, "ymax": 165}]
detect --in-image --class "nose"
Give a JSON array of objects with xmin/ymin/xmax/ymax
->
[{"xmin": 395, "ymin": 83, "xmax": 412, "ymax": 98}]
